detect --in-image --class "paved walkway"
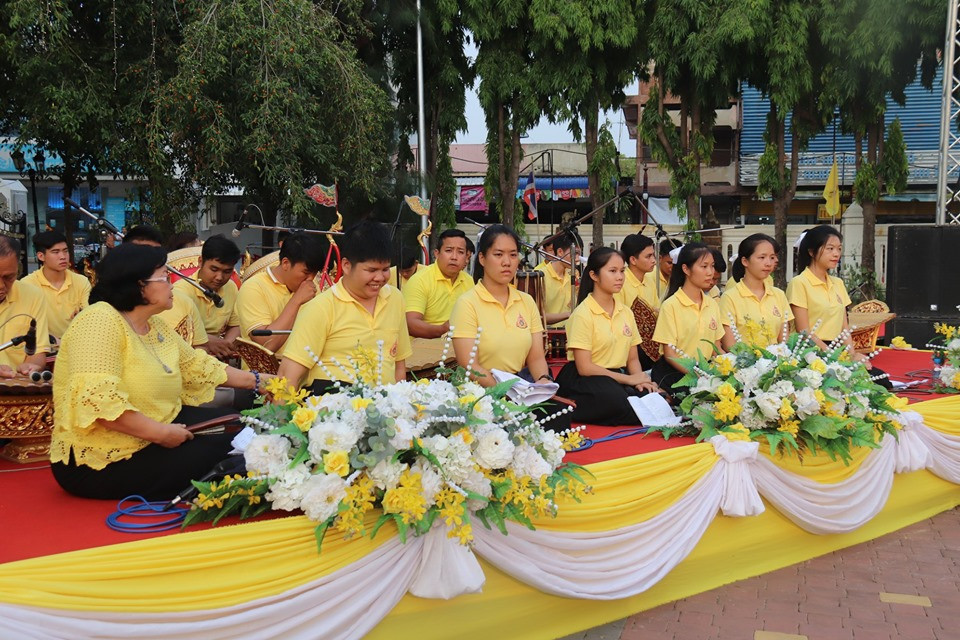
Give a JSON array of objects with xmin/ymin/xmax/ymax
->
[{"xmin": 563, "ymin": 507, "xmax": 960, "ymax": 640}]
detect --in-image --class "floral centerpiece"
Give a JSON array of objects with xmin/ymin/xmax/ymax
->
[
  {"xmin": 650, "ymin": 324, "xmax": 908, "ymax": 464},
  {"xmin": 931, "ymin": 323, "xmax": 960, "ymax": 392},
  {"xmin": 184, "ymin": 340, "xmax": 590, "ymax": 550}
]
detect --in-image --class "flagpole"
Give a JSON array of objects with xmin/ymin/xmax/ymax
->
[{"xmin": 416, "ymin": 0, "xmax": 428, "ymax": 233}]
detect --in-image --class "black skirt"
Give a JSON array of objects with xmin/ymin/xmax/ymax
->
[{"xmin": 555, "ymin": 361, "xmax": 649, "ymax": 426}]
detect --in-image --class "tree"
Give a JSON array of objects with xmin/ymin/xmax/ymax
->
[
  {"xmin": 751, "ymin": 0, "xmax": 831, "ymax": 286},
  {"xmin": 0, "ymin": 0, "xmax": 158, "ymax": 260},
  {"xmin": 529, "ymin": 0, "xmax": 646, "ymax": 248},
  {"xmin": 820, "ymin": 0, "xmax": 942, "ymax": 297},
  {"xmin": 639, "ymin": 0, "xmax": 763, "ymax": 229},
  {"xmin": 381, "ymin": 0, "xmax": 473, "ymax": 247},
  {"xmin": 462, "ymin": 0, "xmax": 544, "ymax": 228},
  {"xmin": 148, "ymin": 0, "xmax": 392, "ymax": 232}
]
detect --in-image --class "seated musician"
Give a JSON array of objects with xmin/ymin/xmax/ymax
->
[
  {"xmin": 237, "ymin": 232, "xmax": 325, "ymax": 353},
  {"xmin": 277, "ymin": 220, "xmax": 411, "ymax": 393},
  {"xmin": 49, "ymin": 243, "xmax": 269, "ymax": 500},
  {"xmin": 173, "ymin": 234, "xmax": 242, "ymax": 358},
  {"xmin": 533, "ymin": 231, "xmax": 579, "ymax": 327},
  {"xmin": 0, "ymin": 237, "xmax": 50, "ymax": 377},
  {"xmin": 388, "ymin": 250, "xmax": 424, "ymax": 290},
  {"xmin": 122, "ymin": 226, "xmax": 208, "ymax": 349},
  {"xmin": 23, "ymin": 230, "xmax": 90, "ymax": 343},
  {"xmin": 556, "ymin": 248, "xmax": 659, "ymax": 425},
  {"xmin": 720, "ymin": 234, "xmax": 792, "ymax": 349},
  {"xmin": 650, "ymin": 243, "xmax": 725, "ymax": 394},
  {"xmin": 647, "ymin": 238, "xmax": 682, "ymax": 302},
  {"xmin": 616, "ymin": 233, "xmax": 659, "ymax": 311},
  {"xmin": 449, "ymin": 225, "xmax": 570, "ymax": 431},
  {"xmin": 403, "ymin": 229, "xmax": 473, "ymax": 338}
]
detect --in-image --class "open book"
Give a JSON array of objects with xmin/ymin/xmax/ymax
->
[
  {"xmin": 627, "ymin": 392, "xmax": 682, "ymax": 427},
  {"xmin": 491, "ymin": 369, "xmax": 559, "ymax": 406}
]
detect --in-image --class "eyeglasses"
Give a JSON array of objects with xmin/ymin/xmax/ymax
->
[{"xmin": 143, "ymin": 275, "xmax": 172, "ymax": 284}]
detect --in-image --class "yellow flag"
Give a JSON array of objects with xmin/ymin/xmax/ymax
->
[{"xmin": 823, "ymin": 159, "xmax": 840, "ymax": 218}]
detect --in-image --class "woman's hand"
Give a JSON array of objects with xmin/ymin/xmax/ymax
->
[
  {"xmin": 852, "ymin": 351, "xmax": 870, "ymax": 365},
  {"xmin": 635, "ymin": 380, "xmax": 660, "ymax": 393},
  {"xmin": 157, "ymin": 423, "xmax": 194, "ymax": 448},
  {"xmin": 624, "ymin": 372, "xmax": 651, "ymax": 387}
]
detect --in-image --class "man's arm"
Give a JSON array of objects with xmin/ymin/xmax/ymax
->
[{"xmin": 405, "ymin": 312, "xmax": 449, "ymax": 339}]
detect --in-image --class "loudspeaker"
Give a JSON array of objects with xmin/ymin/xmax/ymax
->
[{"xmin": 887, "ymin": 226, "xmax": 960, "ymax": 317}]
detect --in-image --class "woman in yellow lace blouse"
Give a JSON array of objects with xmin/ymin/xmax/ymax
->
[{"xmin": 50, "ymin": 243, "xmax": 267, "ymax": 500}]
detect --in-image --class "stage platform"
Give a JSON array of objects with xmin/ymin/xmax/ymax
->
[{"xmin": 0, "ymin": 349, "xmax": 958, "ymax": 639}]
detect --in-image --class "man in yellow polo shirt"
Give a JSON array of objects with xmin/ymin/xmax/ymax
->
[
  {"xmin": 388, "ymin": 250, "xmax": 424, "ymax": 290},
  {"xmin": 403, "ymin": 229, "xmax": 472, "ymax": 338},
  {"xmin": 22, "ymin": 231, "xmax": 90, "ymax": 342},
  {"xmin": 533, "ymin": 231, "xmax": 579, "ymax": 326},
  {"xmin": 0, "ymin": 237, "xmax": 50, "ymax": 376},
  {"xmin": 278, "ymin": 220, "xmax": 411, "ymax": 393},
  {"xmin": 616, "ymin": 233, "xmax": 659, "ymax": 311},
  {"xmin": 236, "ymin": 232, "xmax": 325, "ymax": 354},
  {"xmin": 646, "ymin": 238, "xmax": 682, "ymax": 301},
  {"xmin": 174, "ymin": 234, "xmax": 241, "ymax": 358}
]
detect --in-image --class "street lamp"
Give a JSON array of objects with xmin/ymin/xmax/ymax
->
[{"xmin": 10, "ymin": 149, "xmax": 45, "ymax": 234}]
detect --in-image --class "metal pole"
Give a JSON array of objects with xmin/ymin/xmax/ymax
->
[
  {"xmin": 28, "ymin": 169, "xmax": 40, "ymax": 234},
  {"xmin": 936, "ymin": 0, "xmax": 960, "ymax": 225},
  {"xmin": 415, "ymin": 0, "xmax": 428, "ymax": 232}
]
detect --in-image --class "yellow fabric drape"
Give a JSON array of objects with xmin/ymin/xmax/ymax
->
[{"xmin": 0, "ymin": 396, "xmax": 957, "ymax": 623}]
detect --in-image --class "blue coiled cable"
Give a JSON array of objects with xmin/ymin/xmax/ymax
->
[
  {"xmin": 566, "ymin": 426, "xmax": 648, "ymax": 452},
  {"xmin": 106, "ymin": 496, "xmax": 189, "ymax": 533}
]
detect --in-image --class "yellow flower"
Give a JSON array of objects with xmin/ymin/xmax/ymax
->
[
  {"xmin": 459, "ymin": 394, "xmax": 478, "ymax": 406},
  {"xmin": 890, "ymin": 336, "xmax": 912, "ymax": 349},
  {"xmin": 808, "ymin": 358, "xmax": 827, "ymax": 374},
  {"xmin": 351, "ymin": 397, "xmax": 372, "ymax": 411},
  {"xmin": 264, "ymin": 376, "xmax": 289, "ymax": 397},
  {"xmin": 952, "ymin": 372, "xmax": 960, "ymax": 390},
  {"xmin": 382, "ymin": 471, "xmax": 428, "ymax": 524},
  {"xmin": 778, "ymin": 419, "xmax": 800, "ymax": 436},
  {"xmin": 778, "ymin": 397, "xmax": 795, "ymax": 420},
  {"xmin": 814, "ymin": 390, "xmax": 826, "ymax": 405},
  {"xmin": 885, "ymin": 396, "xmax": 908, "ymax": 412},
  {"xmin": 714, "ymin": 356, "xmax": 735, "ymax": 376},
  {"xmin": 716, "ymin": 383, "xmax": 737, "ymax": 401},
  {"xmin": 291, "ymin": 407, "xmax": 317, "ymax": 432},
  {"xmin": 723, "ymin": 422, "xmax": 752, "ymax": 442},
  {"xmin": 323, "ymin": 450, "xmax": 351, "ymax": 477},
  {"xmin": 713, "ymin": 396, "xmax": 742, "ymax": 422},
  {"xmin": 454, "ymin": 427, "xmax": 474, "ymax": 444}
]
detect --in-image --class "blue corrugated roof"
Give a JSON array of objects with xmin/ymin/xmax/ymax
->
[{"xmin": 741, "ymin": 64, "xmax": 950, "ymax": 155}]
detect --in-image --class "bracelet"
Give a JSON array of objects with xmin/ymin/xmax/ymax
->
[
  {"xmin": 252, "ymin": 370, "xmax": 261, "ymax": 391},
  {"xmin": 537, "ymin": 373, "xmax": 554, "ymax": 382}
]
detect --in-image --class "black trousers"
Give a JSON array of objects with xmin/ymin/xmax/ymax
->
[
  {"xmin": 556, "ymin": 362, "xmax": 645, "ymax": 426},
  {"xmin": 636, "ymin": 345, "xmax": 658, "ymax": 373},
  {"xmin": 51, "ymin": 406, "xmax": 240, "ymax": 501},
  {"xmin": 650, "ymin": 358, "xmax": 690, "ymax": 396}
]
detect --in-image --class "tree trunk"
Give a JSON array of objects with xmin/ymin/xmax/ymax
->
[
  {"xmin": 62, "ymin": 165, "xmax": 76, "ymax": 266},
  {"xmin": 496, "ymin": 103, "xmax": 513, "ymax": 227},
  {"xmin": 504, "ymin": 122, "xmax": 521, "ymax": 228},
  {"xmin": 584, "ymin": 109, "xmax": 603, "ymax": 250}
]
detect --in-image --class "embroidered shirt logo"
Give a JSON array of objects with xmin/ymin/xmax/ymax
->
[
  {"xmin": 708, "ymin": 318, "xmax": 718, "ymax": 331},
  {"xmin": 772, "ymin": 306, "xmax": 782, "ymax": 318},
  {"xmin": 622, "ymin": 324, "xmax": 632, "ymax": 337},
  {"xmin": 390, "ymin": 342, "xmax": 398, "ymax": 357},
  {"xmin": 516, "ymin": 314, "xmax": 528, "ymax": 329}
]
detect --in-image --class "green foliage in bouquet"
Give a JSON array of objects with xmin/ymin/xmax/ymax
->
[{"xmin": 649, "ymin": 332, "xmax": 909, "ymax": 464}]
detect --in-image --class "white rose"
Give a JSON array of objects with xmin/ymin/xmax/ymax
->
[
  {"xmin": 828, "ymin": 364, "xmax": 852, "ymax": 382},
  {"xmin": 308, "ymin": 422, "xmax": 358, "ymax": 460},
  {"xmin": 265, "ymin": 464, "xmax": 312, "ymax": 511},
  {"xmin": 796, "ymin": 368, "xmax": 823, "ymax": 389},
  {"xmin": 753, "ymin": 358, "xmax": 777, "ymax": 375},
  {"xmin": 692, "ymin": 375, "xmax": 723, "ymax": 395},
  {"xmin": 509, "ymin": 443, "xmax": 553, "ymax": 480},
  {"xmin": 368, "ymin": 458, "xmax": 407, "ymax": 490},
  {"xmin": 474, "ymin": 428, "xmax": 516, "ymax": 469},
  {"xmin": 734, "ymin": 366, "xmax": 761, "ymax": 391},
  {"xmin": 538, "ymin": 431, "xmax": 565, "ymax": 467},
  {"xmin": 768, "ymin": 380, "xmax": 795, "ymax": 398},
  {"xmin": 767, "ymin": 343, "xmax": 791, "ymax": 358},
  {"xmin": 949, "ymin": 339, "xmax": 960, "ymax": 351},
  {"xmin": 299, "ymin": 473, "xmax": 347, "ymax": 522},
  {"xmin": 461, "ymin": 467, "xmax": 493, "ymax": 510},
  {"xmin": 848, "ymin": 399, "xmax": 868, "ymax": 419},
  {"xmin": 411, "ymin": 459, "xmax": 444, "ymax": 506},
  {"xmin": 794, "ymin": 387, "xmax": 820, "ymax": 418},
  {"xmin": 753, "ymin": 392, "xmax": 782, "ymax": 421},
  {"xmin": 244, "ymin": 434, "xmax": 292, "ymax": 476},
  {"xmin": 740, "ymin": 405, "xmax": 767, "ymax": 431}
]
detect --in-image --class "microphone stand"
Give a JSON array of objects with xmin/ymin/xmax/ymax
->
[
  {"xmin": 234, "ymin": 222, "xmax": 344, "ymax": 237},
  {"xmin": 65, "ymin": 197, "xmax": 226, "ymax": 308}
]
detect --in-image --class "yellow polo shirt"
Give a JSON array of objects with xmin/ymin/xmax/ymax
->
[
  {"xmin": 725, "ymin": 274, "xmax": 775, "ymax": 291},
  {"xmin": 174, "ymin": 278, "xmax": 239, "ymax": 335},
  {"xmin": 645, "ymin": 268, "xmax": 671, "ymax": 301},
  {"xmin": 403, "ymin": 262, "xmax": 474, "ymax": 325},
  {"xmin": 653, "ymin": 288, "xmax": 724, "ymax": 360},
  {"xmin": 0, "ymin": 281, "xmax": 51, "ymax": 368},
  {"xmin": 786, "ymin": 268, "xmax": 851, "ymax": 342},
  {"xmin": 566, "ymin": 294, "xmax": 642, "ymax": 369},
  {"xmin": 388, "ymin": 263, "xmax": 425, "ymax": 290},
  {"xmin": 22, "ymin": 268, "xmax": 90, "ymax": 339},
  {"xmin": 719, "ymin": 280, "xmax": 793, "ymax": 347},
  {"xmin": 616, "ymin": 267, "xmax": 660, "ymax": 311},
  {"xmin": 449, "ymin": 282, "xmax": 544, "ymax": 374},
  {"xmin": 237, "ymin": 267, "xmax": 293, "ymax": 339},
  {"xmin": 157, "ymin": 288, "xmax": 209, "ymax": 347},
  {"xmin": 282, "ymin": 282, "xmax": 412, "ymax": 386},
  {"xmin": 533, "ymin": 261, "xmax": 573, "ymax": 316}
]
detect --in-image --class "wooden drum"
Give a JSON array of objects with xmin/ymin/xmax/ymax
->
[
  {"xmin": 514, "ymin": 270, "xmax": 546, "ymax": 331},
  {"xmin": 0, "ymin": 377, "xmax": 55, "ymax": 463},
  {"xmin": 406, "ymin": 337, "xmax": 454, "ymax": 381}
]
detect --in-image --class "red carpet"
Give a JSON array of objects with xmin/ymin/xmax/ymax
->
[{"xmin": 0, "ymin": 349, "xmax": 946, "ymax": 565}]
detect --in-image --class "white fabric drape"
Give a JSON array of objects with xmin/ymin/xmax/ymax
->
[{"xmin": 4, "ymin": 413, "xmax": 960, "ymax": 639}]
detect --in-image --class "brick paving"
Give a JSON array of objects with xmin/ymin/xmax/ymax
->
[{"xmin": 562, "ymin": 507, "xmax": 960, "ymax": 640}]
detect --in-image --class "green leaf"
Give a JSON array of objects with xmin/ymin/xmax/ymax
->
[
  {"xmin": 801, "ymin": 415, "xmax": 842, "ymax": 440},
  {"xmin": 370, "ymin": 513, "xmax": 394, "ymax": 539},
  {"xmin": 314, "ymin": 518, "xmax": 331, "ymax": 554}
]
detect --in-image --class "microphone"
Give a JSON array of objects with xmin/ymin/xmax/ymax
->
[
  {"xmin": 250, "ymin": 329, "xmax": 292, "ymax": 336},
  {"xmin": 24, "ymin": 319, "xmax": 36, "ymax": 356},
  {"xmin": 164, "ymin": 455, "xmax": 246, "ymax": 511},
  {"xmin": 205, "ymin": 289, "xmax": 225, "ymax": 308},
  {"xmin": 232, "ymin": 206, "xmax": 250, "ymax": 238}
]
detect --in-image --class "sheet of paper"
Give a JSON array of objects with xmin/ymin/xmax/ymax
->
[
  {"xmin": 491, "ymin": 369, "xmax": 559, "ymax": 406},
  {"xmin": 230, "ymin": 426, "xmax": 256, "ymax": 454},
  {"xmin": 628, "ymin": 393, "xmax": 682, "ymax": 426}
]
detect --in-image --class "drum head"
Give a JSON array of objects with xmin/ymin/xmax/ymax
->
[{"xmin": 631, "ymin": 298, "xmax": 661, "ymax": 362}]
